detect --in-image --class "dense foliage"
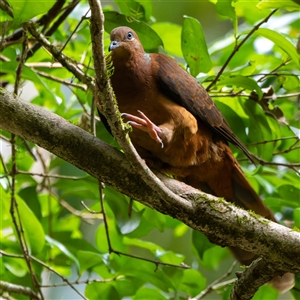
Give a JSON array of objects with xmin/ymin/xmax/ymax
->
[{"xmin": 0, "ymin": 0, "xmax": 299, "ymax": 299}]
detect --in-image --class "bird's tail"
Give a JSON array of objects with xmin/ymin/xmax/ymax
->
[{"xmin": 229, "ymin": 164, "xmax": 294, "ymax": 293}]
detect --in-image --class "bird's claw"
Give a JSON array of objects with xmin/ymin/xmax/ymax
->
[{"xmin": 122, "ymin": 110, "xmax": 164, "ymax": 148}]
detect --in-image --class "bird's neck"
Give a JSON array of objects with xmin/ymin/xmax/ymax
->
[{"xmin": 111, "ymin": 51, "xmax": 152, "ymax": 92}]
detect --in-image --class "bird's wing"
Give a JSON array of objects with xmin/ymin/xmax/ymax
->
[{"xmin": 155, "ymin": 54, "xmax": 254, "ymax": 163}]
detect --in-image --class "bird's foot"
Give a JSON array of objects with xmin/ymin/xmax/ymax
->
[{"xmin": 122, "ymin": 110, "xmax": 164, "ymax": 148}]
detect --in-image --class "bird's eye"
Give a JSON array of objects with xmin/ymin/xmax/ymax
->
[{"xmin": 126, "ymin": 32, "xmax": 134, "ymax": 40}]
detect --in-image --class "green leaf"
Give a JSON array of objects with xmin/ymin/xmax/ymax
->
[
  {"xmin": 16, "ymin": 196, "xmax": 45, "ymax": 254},
  {"xmin": 143, "ymin": 206, "xmax": 166, "ymax": 232},
  {"xmin": 278, "ymin": 185, "xmax": 300, "ymax": 205},
  {"xmin": 123, "ymin": 237, "xmax": 164, "ymax": 253},
  {"xmin": 216, "ymin": 0, "xmax": 236, "ymax": 20},
  {"xmin": 294, "ymin": 208, "xmax": 300, "ymax": 228},
  {"xmin": 241, "ymin": 99, "xmax": 274, "ymax": 160},
  {"xmin": 152, "ymin": 22, "xmax": 182, "ymax": 57},
  {"xmin": 214, "ymin": 100, "xmax": 248, "ymax": 146},
  {"xmin": 104, "ymin": 187, "xmax": 143, "ymax": 235},
  {"xmin": 291, "ymin": 274, "xmax": 300, "ymax": 300},
  {"xmin": 133, "ymin": 287, "xmax": 167, "ymax": 300},
  {"xmin": 252, "ymin": 285, "xmax": 278, "ymax": 300},
  {"xmin": 114, "ymin": 0, "xmax": 152, "ymax": 22},
  {"xmin": 4, "ymin": 258, "xmax": 27, "ymax": 277},
  {"xmin": 155, "ymin": 250, "xmax": 185, "ymax": 265},
  {"xmin": 254, "ymin": 28, "xmax": 300, "ymax": 67},
  {"xmin": 104, "ymin": 11, "xmax": 163, "ymax": 52},
  {"xmin": 181, "ymin": 16, "xmax": 212, "ymax": 76},
  {"xmin": 77, "ymin": 250, "xmax": 105, "ymax": 274},
  {"xmin": 179, "ymin": 269, "xmax": 206, "ymax": 297},
  {"xmin": 257, "ymin": 0, "xmax": 300, "ymax": 11},
  {"xmin": 18, "ymin": 186, "xmax": 41, "ymax": 220},
  {"xmin": 1, "ymin": 62, "xmax": 57, "ymax": 106},
  {"xmin": 201, "ymin": 246, "xmax": 230, "ymax": 270},
  {"xmin": 46, "ymin": 236, "xmax": 80, "ymax": 271},
  {"xmin": 119, "ymin": 259, "xmax": 174, "ymax": 292},
  {"xmin": 216, "ymin": 0, "xmax": 237, "ymax": 34},
  {"xmin": 7, "ymin": 0, "xmax": 56, "ymax": 27},
  {"xmin": 218, "ymin": 75, "xmax": 263, "ymax": 100},
  {"xmin": 192, "ymin": 230, "xmax": 214, "ymax": 260},
  {"xmin": 95, "ymin": 221, "xmax": 127, "ymax": 253},
  {"xmin": 85, "ymin": 282, "xmax": 120, "ymax": 300}
]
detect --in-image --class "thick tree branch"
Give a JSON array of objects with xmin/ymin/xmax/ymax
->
[{"xmin": 1, "ymin": 91, "xmax": 300, "ymax": 285}]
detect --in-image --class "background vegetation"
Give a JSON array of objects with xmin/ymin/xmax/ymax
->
[{"xmin": 0, "ymin": 0, "xmax": 299, "ymax": 299}]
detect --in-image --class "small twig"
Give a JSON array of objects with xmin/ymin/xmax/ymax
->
[
  {"xmin": 0, "ymin": 133, "xmax": 10, "ymax": 142},
  {"xmin": 238, "ymin": 155, "xmax": 300, "ymax": 172},
  {"xmin": 25, "ymin": 62, "xmax": 64, "ymax": 68},
  {"xmin": 81, "ymin": 200, "xmax": 102, "ymax": 214},
  {"xmin": 257, "ymin": 157, "xmax": 300, "ymax": 172},
  {"xmin": 24, "ymin": 21, "xmax": 94, "ymax": 89},
  {"xmin": 16, "ymin": 170, "xmax": 86, "ymax": 180},
  {"xmin": 59, "ymin": 8, "xmax": 90, "ymax": 53},
  {"xmin": 0, "ymin": 249, "xmax": 24, "ymax": 258},
  {"xmin": 0, "ymin": 281, "xmax": 40, "ymax": 300},
  {"xmin": 248, "ymin": 72, "xmax": 299, "ymax": 78},
  {"xmin": 0, "ymin": 152, "xmax": 11, "ymax": 189},
  {"xmin": 34, "ymin": 70, "xmax": 87, "ymax": 90},
  {"xmin": 96, "ymin": 181, "xmax": 190, "ymax": 270},
  {"xmin": 98, "ymin": 181, "xmax": 113, "ymax": 252},
  {"xmin": 26, "ymin": 0, "xmax": 80, "ymax": 60},
  {"xmin": 246, "ymin": 136, "xmax": 298, "ymax": 146},
  {"xmin": 207, "ymin": 9, "xmax": 278, "ymax": 90},
  {"xmin": 40, "ymin": 276, "xmax": 119, "ymax": 288},
  {"xmin": 275, "ymin": 144, "xmax": 300, "ymax": 155},
  {"xmin": 210, "ymin": 91, "xmax": 300, "ymax": 99},
  {"xmin": 192, "ymin": 261, "xmax": 237, "ymax": 300},
  {"xmin": 257, "ymin": 59, "xmax": 292, "ymax": 83},
  {"xmin": 0, "ymin": 0, "xmax": 13, "ymax": 18},
  {"xmin": 111, "ymin": 249, "xmax": 190, "ymax": 270},
  {"xmin": 90, "ymin": 94, "xmax": 96, "ymax": 135},
  {"xmin": 60, "ymin": 199, "xmax": 102, "ymax": 223},
  {"xmin": 30, "ymin": 256, "xmax": 87, "ymax": 300}
]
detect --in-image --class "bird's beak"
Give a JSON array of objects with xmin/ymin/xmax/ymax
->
[{"xmin": 109, "ymin": 41, "xmax": 120, "ymax": 51}]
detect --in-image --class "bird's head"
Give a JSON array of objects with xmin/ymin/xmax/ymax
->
[{"xmin": 109, "ymin": 27, "xmax": 145, "ymax": 60}]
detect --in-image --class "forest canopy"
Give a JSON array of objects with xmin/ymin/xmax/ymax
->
[{"xmin": 0, "ymin": 1, "xmax": 299, "ymax": 299}]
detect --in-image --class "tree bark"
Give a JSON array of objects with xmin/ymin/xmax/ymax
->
[{"xmin": 1, "ymin": 89, "xmax": 299, "ymax": 293}]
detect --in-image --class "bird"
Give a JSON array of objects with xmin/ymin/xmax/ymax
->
[{"xmin": 98, "ymin": 26, "xmax": 294, "ymax": 292}]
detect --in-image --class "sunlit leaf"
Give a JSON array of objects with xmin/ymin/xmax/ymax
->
[
  {"xmin": 86, "ymin": 282, "xmax": 120, "ymax": 300},
  {"xmin": 216, "ymin": 0, "xmax": 237, "ymax": 34},
  {"xmin": 114, "ymin": 0, "xmax": 152, "ymax": 22},
  {"xmin": 181, "ymin": 16, "xmax": 212, "ymax": 76},
  {"xmin": 133, "ymin": 287, "xmax": 167, "ymax": 300},
  {"xmin": 152, "ymin": 22, "xmax": 182, "ymax": 57},
  {"xmin": 155, "ymin": 250, "xmax": 185, "ymax": 265},
  {"xmin": 7, "ymin": 0, "xmax": 56, "ymax": 27},
  {"xmin": 252, "ymin": 285, "xmax": 278, "ymax": 300},
  {"xmin": 257, "ymin": 0, "xmax": 300, "ymax": 11},
  {"xmin": 254, "ymin": 28, "xmax": 300, "ymax": 67},
  {"xmin": 218, "ymin": 75, "xmax": 263, "ymax": 100},
  {"xmin": 16, "ymin": 196, "xmax": 45, "ymax": 254}
]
